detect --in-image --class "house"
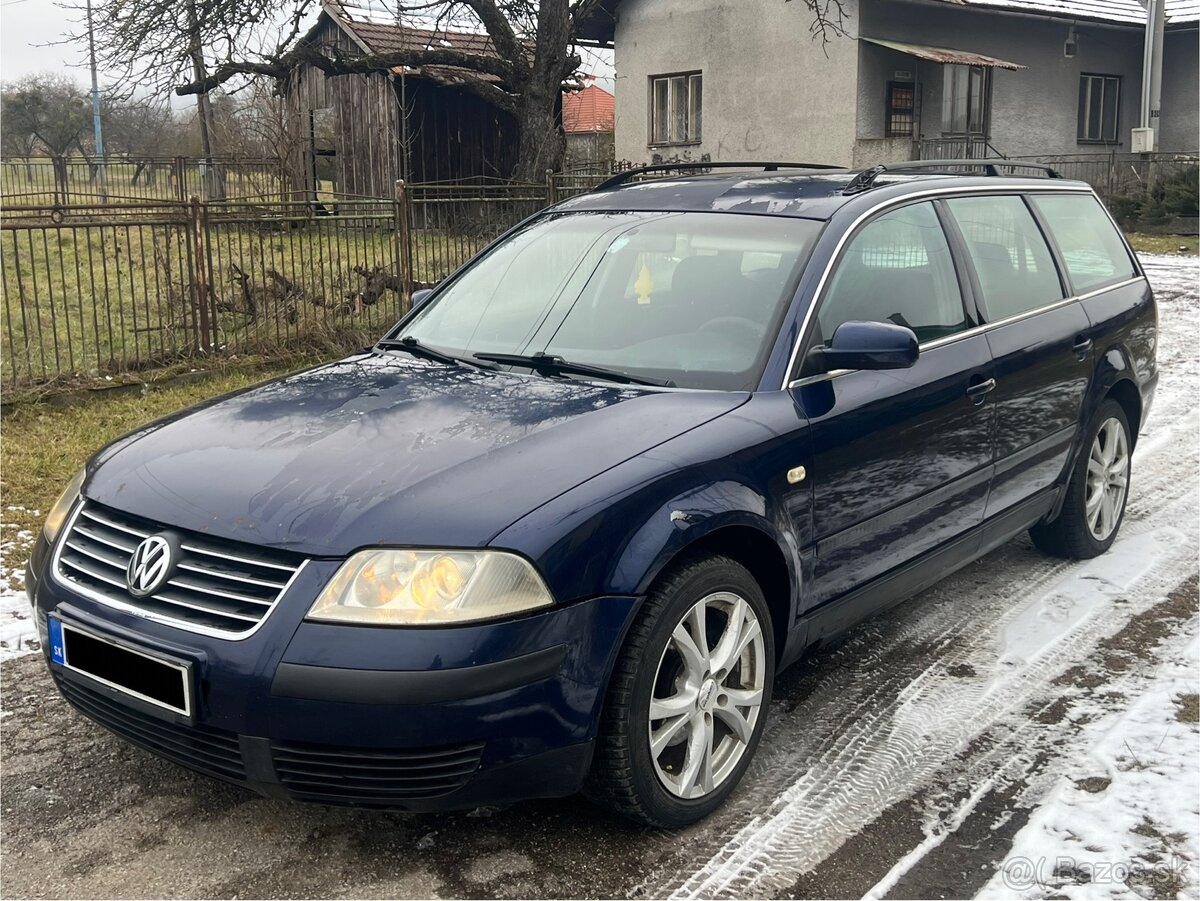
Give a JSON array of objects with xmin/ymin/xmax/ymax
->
[
  {"xmin": 282, "ymin": 1, "xmax": 520, "ymax": 198},
  {"xmin": 562, "ymin": 82, "xmax": 617, "ymax": 167},
  {"xmin": 579, "ymin": 0, "xmax": 1199, "ymax": 167}
]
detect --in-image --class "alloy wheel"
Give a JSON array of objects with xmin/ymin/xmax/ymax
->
[
  {"xmin": 647, "ymin": 591, "xmax": 767, "ymax": 799},
  {"xmin": 1086, "ymin": 416, "xmax": 1130, "ymax": 541}
]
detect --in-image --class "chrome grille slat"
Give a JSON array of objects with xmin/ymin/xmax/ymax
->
[
  {"xmin": 56, "ymin": 501, "xmax": 305, "ymax": 636},
  {"xmin": 165, "ymin": 575, "xmax": 275, "ymax": 607},
  {"xmin": 153, "ymin": 590, "xmax": 263, "ymax": 623},
  {"xmin": 60, "ymin": 554, "xmax": 129, "ymax": 590},
  {"xmin": 78, "ymin": 506, "xmax": 145, "ymax": 537},
  {"xmin": 174, "ymin": 561, "xmax": 288, "ymax": 590},
  {"xmin": 72, "ymin": 522, "xmax": 139, "ymax": 553},
  {"xmin": 64, "ymin": 538, "xmax": 127, "ymax": 570},
  {"xmin": 179, "ymin": 542, "xmax": 297, "ymax": 573}
]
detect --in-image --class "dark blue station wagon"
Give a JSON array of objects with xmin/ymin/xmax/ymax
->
[{"xmin": 29, "ymin": 161, "xmax": 1156, "ymax": 827}]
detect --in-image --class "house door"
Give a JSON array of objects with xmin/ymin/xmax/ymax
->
[{"xmin": 942, "ymin": 65, "xmax": 990, "ymax": 139}]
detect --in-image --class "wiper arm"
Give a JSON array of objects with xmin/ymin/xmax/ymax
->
[
  {"xmin": 377, "ymin": 336, "xmax": 496, "ymax": 370},
  {"xmin": 473, "ymin": 352, "xmax": 674, "ymax": 387}
]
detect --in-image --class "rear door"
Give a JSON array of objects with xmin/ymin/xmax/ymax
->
[
  {"xmin": 791, "ymin": 201, "xmax": 996, "ymax": 609},
  {"xmin": 942, "ymin": 193, "xmax": 1092, "ymax": 517}
]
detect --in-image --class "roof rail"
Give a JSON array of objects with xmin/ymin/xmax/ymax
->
[
  {"xmin": 593, "ymin": 161, "xmax": 846, "ymax": 192},
  {"xmin": 843, "ymin": 158, "xmax": 1063, "ymax": 194}
]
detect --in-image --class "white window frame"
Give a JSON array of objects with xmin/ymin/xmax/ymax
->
[{"xmin": 649, "ymin": 72, "xmax": 702, "ymax": 146}]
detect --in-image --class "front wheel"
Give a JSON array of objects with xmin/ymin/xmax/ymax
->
[
  {"xmin": 587, "ymin": 555, "xmax": 775, "ymax": 828},
  {"xmin": 1031, "ymin": 399, "xmax": 1132, "ymax": 559}
]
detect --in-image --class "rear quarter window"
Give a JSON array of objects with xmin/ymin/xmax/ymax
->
[{"xmin": 1030, "ymin": 194, "xmax": 1136, "ymax": 293}]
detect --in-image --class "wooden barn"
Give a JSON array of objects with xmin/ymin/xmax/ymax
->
[{"xmin": 283, "ymin": 2, "xmax": 521, "ymax": 198}]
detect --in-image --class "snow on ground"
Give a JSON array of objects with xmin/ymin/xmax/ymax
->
[
  {"xmin": 657, "ymin": 253, "xmax": 1199, "ymax": 899},
  {"xmin": 979, "ymin": 627, "xmax": 1200, "ymax": 900},
  {"xmin": 0, "ymin": 509, "xmax": 37, "ymax": 662}
]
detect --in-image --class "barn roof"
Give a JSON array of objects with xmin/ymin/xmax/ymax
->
[
  {"xmin": 563, "ymin": 84, "xmax": 615, "ymax": 133},
  {"xmin": 311, "ymin": 1, "xmax": 514, "ymax": 85}
]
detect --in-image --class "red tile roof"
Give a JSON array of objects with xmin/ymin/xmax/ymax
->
[{"xmin": 563, "ymin": 84, "xmax": 615, "ymax": 134}]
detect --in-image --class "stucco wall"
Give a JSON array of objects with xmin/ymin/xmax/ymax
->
[
  {"xmin": 859, "ymin": 0, "xmax": 1147, "ymax": 157},
  {"xmin": 613, "ymin": 0, "xmax": 861, "ymax": 166},
  {"xmin": 1160, "ymin": 29, "xmax": 1199, "ymax": 152}
]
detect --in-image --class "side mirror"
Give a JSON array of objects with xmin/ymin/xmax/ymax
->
[
  {"xmin": 820, "ymin": 320, "xmax": 919, "ymax": 371},
  {"xmin": 410, "ymin": 288, "xmax": 434, "ymax": 311}
]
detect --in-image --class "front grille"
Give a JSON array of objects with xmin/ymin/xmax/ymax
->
[
  {"xmin": 271, "ymin": 740, "xmax": 484, "ymax": 806},
  {"xmin": 56, "ymin": 501, "xmax": 304, "ymax": 635},
  {"xmin": 57, "ymin": 676, "xmax": 245, "ymax": 781}
]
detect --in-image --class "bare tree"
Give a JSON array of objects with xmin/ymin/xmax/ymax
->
[
  {"xmin": 78, "ymin": 0, "xmax": 850, "ymax": 182},
  {"xmin": 67, "ymin": 0, "xmax": 284, "ymax": 197},
  {"xmin": 1, "ymin": 74, "xmax": 92, "ymax": 190}
]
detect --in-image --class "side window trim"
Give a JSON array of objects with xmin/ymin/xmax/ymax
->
[
  {"xmin": 797, "ymin": 199, "xmax": 966, "ymax": 376},
  {"xmin": 932, "ymin": 199, "xmax": 985, "ymax": 329},
  {"xmin": 942, "ymin": 193, "xmax": 1066, "ymax": 325},
  {"xmin": 1020, "ymin": 193, "xmax": 1073, "ymax": 299}
]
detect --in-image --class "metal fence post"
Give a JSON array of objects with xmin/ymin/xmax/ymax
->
[
  {"xmin": 174, "ymin": 156, "xmax": 187, "ymax": 203},
  {"xmin": 546, "ymin": 169, "xmax": 555, "ymax": 207},
  {"xmin": 395, "ymin": 179, "xmax": 414, "ymax": 308},
  {"xmin": 188, "ymin": 195, "xmax": 212, "ymax": 354}
]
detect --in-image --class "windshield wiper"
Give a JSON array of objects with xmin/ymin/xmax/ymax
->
[
  {"xmin": 377, "ymin": 336, "xmax": 496, "ymax": 370},
  {"xmin": 473, "ymin": 352, "xmax": 674, "ymax": 387}
]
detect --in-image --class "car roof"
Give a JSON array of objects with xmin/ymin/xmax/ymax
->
[{"xmin": 552, "ymin": 169, "xmax": 1093, "ymax": 221}]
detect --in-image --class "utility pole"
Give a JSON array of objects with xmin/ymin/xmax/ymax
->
[{"xmin": 86, "ymin": 0, "xmax": 108, "ymax": 202}]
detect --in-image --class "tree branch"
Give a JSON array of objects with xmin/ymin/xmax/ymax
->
[{"xmin": 175, "ymin": 43, "xmax": 520, "ymax": 96}]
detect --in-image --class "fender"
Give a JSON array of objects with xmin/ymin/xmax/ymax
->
[
  {"xmin": 1047, "ymin": 347, "xmax": 1144, "ymax": 523},
  {"xmin": 493, "ymin": 402, "xmax": 811, "ymax": 649}
]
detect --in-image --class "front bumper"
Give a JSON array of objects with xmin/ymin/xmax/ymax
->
[{"xmin": 29, "ymin": 538, "xmax": 639, "ymax": 810}]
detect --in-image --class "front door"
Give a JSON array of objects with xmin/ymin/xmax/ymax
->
[{"xmin": 790, "ymin": 201, "xmax": 996, "ymax": 611}]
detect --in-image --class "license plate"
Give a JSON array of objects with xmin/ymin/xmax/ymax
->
[{"xmin": 49, "ymin": 617, "xmax": 192, "ymax": 717}]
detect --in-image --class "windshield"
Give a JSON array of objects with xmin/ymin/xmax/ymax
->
[{"xmin": 395, "ymin": 211, "xmax": 822, "ymax": 390}]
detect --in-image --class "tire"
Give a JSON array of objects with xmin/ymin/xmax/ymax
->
[
  {"xmin": 1030, "ymin": 398, "xmax": 1132, "ymax": 559},
  {"xmin": 586, "ymin": 554, "xmax": 775, "ymax": 828}
]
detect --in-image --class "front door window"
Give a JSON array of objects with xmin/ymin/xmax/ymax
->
[{"xmin": 942, "ymin": 65, "xmax": 990, "ymax": 136}]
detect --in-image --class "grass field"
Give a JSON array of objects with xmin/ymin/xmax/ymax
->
[
  {"xmin": 0, "ymin": 360, "xmax": 317, "ymax": 547},
  {"xmin": 1, "ymin": 159, "xmax": 289, "ymax": 207},
  {"xmin": 1126, "ymin": 232, "xmax": 1200, "ymax": 256},
  {"xmin": 1, "ymin": 214, "xmax": 487, "ymax": 392}
]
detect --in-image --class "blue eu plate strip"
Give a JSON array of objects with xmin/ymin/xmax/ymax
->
[{"xmin": 48, "ymin": 617, "xmax": 65, "ymax": 665}]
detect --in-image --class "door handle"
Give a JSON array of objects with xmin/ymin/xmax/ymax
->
[
  {"xmin": 966, "ymin": 377, "xmax": 996, "ymax": 405},
  {"xmin": 1073, "ymin": 336, "xmax": 1093, "ymax": 360}
]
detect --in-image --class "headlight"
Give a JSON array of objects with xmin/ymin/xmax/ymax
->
[
  {"xmin": 43, "ymin": 467, "xmax": 85, "ymax": 544},
  {"xmin": 307, "ymin": 549, "xmax": 554, "ymax": 625}
]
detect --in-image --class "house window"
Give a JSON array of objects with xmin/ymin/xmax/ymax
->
[
  {"xmin": 650, "ymin": 72, "xmax": 702, "ymax": 145},
  {"xmin": 942, "ymin": 65, "xmax": 989, "ymax": 135},
  {"xmin": 1078, "ymin": 74, "xmax": 1120, "ymax": 143},
  {"xmin": 886, "ymin": 81, "xmax": 915, "ymax": 137}
]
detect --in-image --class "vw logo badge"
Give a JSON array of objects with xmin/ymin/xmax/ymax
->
[{"xmin": 126, "ymin": 534, "xmax": 175, "ymax": 597}]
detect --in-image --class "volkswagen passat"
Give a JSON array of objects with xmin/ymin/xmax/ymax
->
[{"xmin": 29, "ymin": 161, "xmax": 1156, "ymax": 827}]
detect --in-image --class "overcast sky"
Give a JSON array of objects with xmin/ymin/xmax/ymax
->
[{"xmin": 1, "ymin": 0, "xmax": 89, "ymax": 84}]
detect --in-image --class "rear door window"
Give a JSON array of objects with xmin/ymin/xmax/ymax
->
[
  {"xmin": 817, "ymin": 202, "xmax": 967, "ymax": 344},
  {"xmin": 945, "ymin": 195, "xmax": 1064, "ymax": 321},
  {"xmin": 1030, "ymin": 194, "xmax": 1136, "ymax": 293}
]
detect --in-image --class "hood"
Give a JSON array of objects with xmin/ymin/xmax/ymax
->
[{"xmin": 86, "ymin": 353, "xmax": 749, "ymax": 556}]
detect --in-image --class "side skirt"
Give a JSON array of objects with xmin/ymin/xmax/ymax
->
[{"xmin": 785, "ymin": 488, "xmax": 1059, "ymax": 663}]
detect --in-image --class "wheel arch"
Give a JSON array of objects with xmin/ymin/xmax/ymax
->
[{"xmin": 638, "ymin": 519, "xmax": 798, "ymax": 666}]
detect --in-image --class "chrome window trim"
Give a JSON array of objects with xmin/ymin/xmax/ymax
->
[
  {"xmin": 785, "ymin": 273, "xmax": 1145, "ymax": 390},
  {"xmin": 779, "ymin": 182, "xmax": 1100, "ymax": 391},
  {"xmin": 50, "ymin": 501, "xmax": 310, "ymax": 641}
]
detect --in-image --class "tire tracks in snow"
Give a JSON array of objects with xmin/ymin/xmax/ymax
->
[{"xmin": 640, "ymin": 258, "xmax": 1199, "ymax": 900}]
